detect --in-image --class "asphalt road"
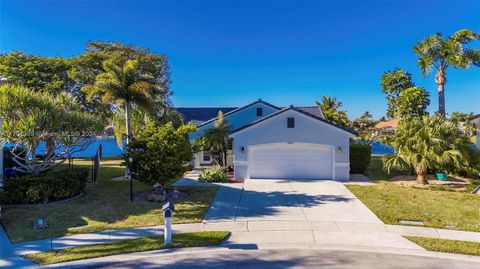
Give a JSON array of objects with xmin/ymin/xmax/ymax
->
[{"xmin": 47, "ymin": 248, "xmax": 480, "ymax": 269}]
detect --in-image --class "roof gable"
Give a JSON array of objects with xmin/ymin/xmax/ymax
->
[{"xmin": 229, "ymin": 106, "xmax": 357, "ymax": 136}]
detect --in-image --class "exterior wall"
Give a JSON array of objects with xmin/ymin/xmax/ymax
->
[
  {"xmin": 189, "ymin": 102, "xmax": 279, "ymax": 140},
  {"xmin": 472, "ymin": 118, "xmax": 480, "ymax": 149},
  {"xmin": 230, "ymin": 109, "xmax": 353, "ymax": 181}
]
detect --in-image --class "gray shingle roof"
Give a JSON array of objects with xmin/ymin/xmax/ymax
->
[{"xmin": 175, "ymin": 102, "xmax": 325, "ymax": 126}]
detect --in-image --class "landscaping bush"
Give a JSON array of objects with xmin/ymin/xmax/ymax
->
[
  {"xmin": 0, "ymin": 167, "xmax": 88, "ymax": 204},
  {"xmin": 350, "ymin": 143, "xmax": 371, "ymax": 174},
  {"xmin": 198, "ymin": 166, "xmax": 228, "ymax": 183}
]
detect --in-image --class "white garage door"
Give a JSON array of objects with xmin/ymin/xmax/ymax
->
[{"xmin": 248, "ymin": 143, "xmax": 333, "ymax": 179}]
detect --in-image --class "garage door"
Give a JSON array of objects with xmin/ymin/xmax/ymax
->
[{"xmin": 248, "ymin": 143, "xmax": 333, "ymax": 179}]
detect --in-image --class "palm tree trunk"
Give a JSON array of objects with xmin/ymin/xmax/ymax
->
[
  {"xmin": 415, "ymin": 167, "xmax": 428, "ymax": 185},
  {"xmin": 125, "ymin": 101, "xmax": 132, "ymax": 145},
  {"xmin": 435, "ymin": 70, "xmax": 447, "ymax": 117}
]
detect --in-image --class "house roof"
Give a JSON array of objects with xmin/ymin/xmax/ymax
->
[
  {"xmin": 175, "ymin": 107, "xmax": 237, "ymax": 124},
  {"xmin": 175, "ymin": 101, "xmax": 325, "ymax": 127},
  {"xmin": 229, "ymin": 106, "xmax": 357, "ymax": 136},
  {"xmin": 374, "ymin": 118, "xmax": 400, "ymax": 129},
  {"xmin": 469, "ymin": 114, "xmax": 480, "ymax": 121}
]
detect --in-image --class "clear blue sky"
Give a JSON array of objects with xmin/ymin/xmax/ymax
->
[{"xmin": 1, "ymin": 0, "xmax": 479, "ymax": 118}]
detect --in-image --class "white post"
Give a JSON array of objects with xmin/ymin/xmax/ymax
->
[{"xmin": 164, "ymin": 216, "xmax": 172, "ymax": 245}]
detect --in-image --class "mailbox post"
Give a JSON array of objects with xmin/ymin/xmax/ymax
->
[{"xmin": 162, "ymin": 200, "xmax": 175, "ymax": 245}]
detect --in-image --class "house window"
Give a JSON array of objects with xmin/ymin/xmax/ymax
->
[
  {"xmin": 287, "ymin": 117, "xmax": 295, "ymax": 128},
  {"xmin": 256, "ymin": 107, "xmax": 263, "ymax": 116},
  {"xmin": 227, "ymin": 139, "xmax": 233, "ymax": 150},
  {"xmin": 203, "ymin": 150, "xmax": 211, "ymax": 162}
]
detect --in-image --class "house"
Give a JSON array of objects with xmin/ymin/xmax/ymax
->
[
  {"xmin": 176, "ymin": 99, "xmax": 356, "ymax": 182},
  {"xmin": 374, "ymin": 118, "xmax": 399, "ymax": 134},
  {"xmin": 470, "ymin": 114, "xmax": 480, "ymax": 149}
]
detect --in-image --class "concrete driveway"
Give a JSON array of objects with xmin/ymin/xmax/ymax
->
[{"xmin": 205, "ymin": 179, "xmax": 382, "ymax": 223}]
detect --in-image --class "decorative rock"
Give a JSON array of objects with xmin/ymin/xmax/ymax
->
[{"xmin": 146, "ymin": 192, "xmax": 167, "ymax": 202}]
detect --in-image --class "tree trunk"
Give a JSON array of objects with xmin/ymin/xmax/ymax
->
[
  {"xmin": 415, "ymin": 168, "xmax": 428, "ymax": 185},
  {"xmin": 435, "ymin": 70, "xmax": 447, "ymax": 117},
  {"xmin": 125, "ymin": 101, "xmax": 132, "ymax": 146}
]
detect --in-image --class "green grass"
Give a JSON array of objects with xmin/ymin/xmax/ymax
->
[
  {"xmin": 25, "ymin": 231, "xmax": 230, "ymax": 265},
  {"xmin": 347, "ymin": 183, "xmax": 480, "ymax": 231},
  {"xmin": 405, "ymin": 236, "xmax": 480, "ymax": 256},
  {"xmin": 1, "ymin": 159, "xmax": 218, "ymax": 243},
  {"xmin": 366, "ymin": 155, "xmax": 410, "ymax": 182}
]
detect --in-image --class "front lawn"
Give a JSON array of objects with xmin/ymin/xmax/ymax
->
[
  {"xmin": 1, "ymin": 159, "xmax": 218, "ymax": 243},
  {"xmin": 347, "ymin": 183, "xmax": 480, "ymax": 231},
  {"xmin": 25, "ymin": 231, "xmax": 230, "ymax": 265},
  {"xmin": 405, "ymin": 236, "xmax": 480, "ymax": 256},
  {"xmin": 348, "ymin": 155, "xmax": 480, "ymax": 232}
]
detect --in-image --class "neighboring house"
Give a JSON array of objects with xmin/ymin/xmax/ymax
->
[
  {"xmin": 176, "ymin": 99, "xmax": 356, "ymax": 181},
  {"xmin": 470, "ymin": 114, "xmax": 480, "ymax": 149},
  {"xmin": 374, "ymin": 118, "xmax": 400, "ymax": 134}
]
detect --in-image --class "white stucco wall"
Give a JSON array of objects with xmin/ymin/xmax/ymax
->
[
  {"xmin": 471, "ymin": 118, "xmax": 480, "ymax": 149},
  {"xmin": 230, "ymin": 109, "xmax": 353, "ymax": 181},
  {"xmin": 189, "ymin": 102, "xmax": 279, "ymax": 140}
]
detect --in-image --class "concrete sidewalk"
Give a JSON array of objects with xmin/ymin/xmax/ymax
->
[{"xmin": 3, "ymin": 220, "xmax": 480, "ymax": 257}]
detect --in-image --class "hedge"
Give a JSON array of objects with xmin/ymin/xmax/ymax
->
[
  {"xmin": 0, "ymin": 167, "xmax": 88, "ymax": 204},
  {"xmin": 350, "ymin": 143, "xmax": 371, "ymax": 174},
  {"xmin": 198, "ymin": 166, "xmax": 229, "ymax": 183}
]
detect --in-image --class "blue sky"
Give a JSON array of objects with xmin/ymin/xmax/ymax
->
[{"xmin": 1, "ymin": 0, "xmax": 479, "ymax": 118}]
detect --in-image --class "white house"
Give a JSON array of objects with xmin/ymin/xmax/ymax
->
[
  {"xmin": 177, "ymin": 99, "xmax": 356, "ymax": 182},
  {"xmin": 470, "ymin": 114, "xmax": 480, "ymax": 149}
]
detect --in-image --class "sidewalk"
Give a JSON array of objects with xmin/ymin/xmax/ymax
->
[{"xmin": 3, "ymin": 220, "xmax": 480, "ymax": 258}]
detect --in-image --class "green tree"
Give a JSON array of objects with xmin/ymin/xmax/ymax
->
[
  {"xmin": 414, "ymin": 29, "xmax": 480, "ymax": 117},
  {"xmin": 0, "ymin": 51, "xmax": 74, "ymax": 94},
  {"xmin": 380, "ymin": 68, "xmax": 416, "ymax": 118},
  {"xmin": 83, "ymin": 58, "xmax": 161, "ymax": 146},
  {"xmin": 395, "ymin": 87, "xmax": 430, "ymax": 118},
  {"xmin": 316, "ymin": 96, "xmax": 350, "ymax": 126},
  {"xmin": 352, "ymin": 111, "xmax": 377, "ymax": 144},
  {"xmin": 202, "ymin": 111, "xmax": 231, "ymax": 167},
  {"xmin": 69, "ymin": 41, "xmax": 171, "ymax": 118},
  {"xmin": 383, "ymin": 115, "xmax": 475, "ymax": 184},
  {"xmin": 125, "ymin": 122, "xmax": 196, "ymax": 186},
  {"xmin": 450, "ymin": 111, "xmax": 476, "ymax": 136},
  {"xmin": 0, "ymin": 84, "xmax": 101, "ymax": 174}
]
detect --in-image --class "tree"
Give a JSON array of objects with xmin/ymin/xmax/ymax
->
[
  {"xmin": 124, "ymin": 122, "xmax": 196, "ymax": 186},
  {"xmin": 70, "ymin": 41, "xmax": 171, "ymax": 118},
  {"xmin": 383, "ymin": 115, "xmax": 475, "ymax": 184},
  {"xmin": 316, "ymin": 96, "xmax": 350, "ymax": 126},
  {"xmin": 0, "ymin": 84, "xmax": 101, "ymax": 174},
  {"xmin": 414, "ymin": 29, "xmax": 480, "ymax": 117},
  {"xmin": 202, "ymin": 111, "xmax": 231, "ymax": 167},
  {"xmin": 380, "ymin": 68, "xmax": 416, "ymax": 118},
  {"xmin": 352, "ymin": 111, "xmax": 377, "ymax": 144},
  {"xmin": 395, "ymin": 87, "xmax": 430, "ymax": 118},
  {"xmin": 450, "ymin": 111, "xmax": 476, "ymax": 136},
  {"xmin": 83, "ymin": 58, "xmax": 162, "ymax": 147},
  {"xmin": 0, "ymin": 51, "xmax": 74, "ymax": 94}
]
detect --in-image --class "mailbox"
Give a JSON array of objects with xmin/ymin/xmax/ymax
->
[{"xmin": 162, "ymin": 201, "xmax": 175, "ymax": 218}]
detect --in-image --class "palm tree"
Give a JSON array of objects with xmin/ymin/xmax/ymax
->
[
  {"xmin": 202, "ymin": 111, "xmax": 231, "ymax": 167},
  {"xmin": 383, "ymin": 115, "xmax": 472, "ymax": 184},
  {"xmin": 414, "ymin": 29, "xmax": 480, "ymax": 117},
  {"xmin": 83, "ymin": 58, "xmax": 159, "ymax": 146}
]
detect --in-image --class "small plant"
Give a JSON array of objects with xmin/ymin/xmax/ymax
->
[{"xmin": 198, "ymin": 166, "xmax": 228, "ymax": 183}]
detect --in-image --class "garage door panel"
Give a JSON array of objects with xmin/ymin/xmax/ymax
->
[{"xmin": 248, "ymin": 144, "xmax": 333, "ymax": 180}]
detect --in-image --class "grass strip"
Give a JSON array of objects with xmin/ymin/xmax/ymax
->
[
  {"xmin": 25, "ymin": 231, "xmax": 230, "ymax": 265},
  {"xmin": 405, "ymin": 236, "xmax": 480, "ymax": 256}
]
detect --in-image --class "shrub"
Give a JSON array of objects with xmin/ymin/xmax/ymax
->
[
  {"xmin": 350, "ymin": 143, "xmax": 371, "ymax": 174},
  {"xmin": 198, "ymin": 166, "xmax": 228, "ymax": 183},
  {"xmin": 0, "ymin": 167, "xmax": 88, "ymax": 204},
  {"xmin": 125, "ymin": 122, "xmax": 196, "ymax": 186}
]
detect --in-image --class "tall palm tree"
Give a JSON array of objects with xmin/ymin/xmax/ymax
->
[
  {"xmin": 414, "ymin": 29, "xmax": 480, "ymax": 117},
  {"xmin": 83, "ymin": 58, "xmax": 159, "ymax": 146},
  {"xmin": 383, "ymin": 115, "xmax": 472, "ymax": 185}
]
